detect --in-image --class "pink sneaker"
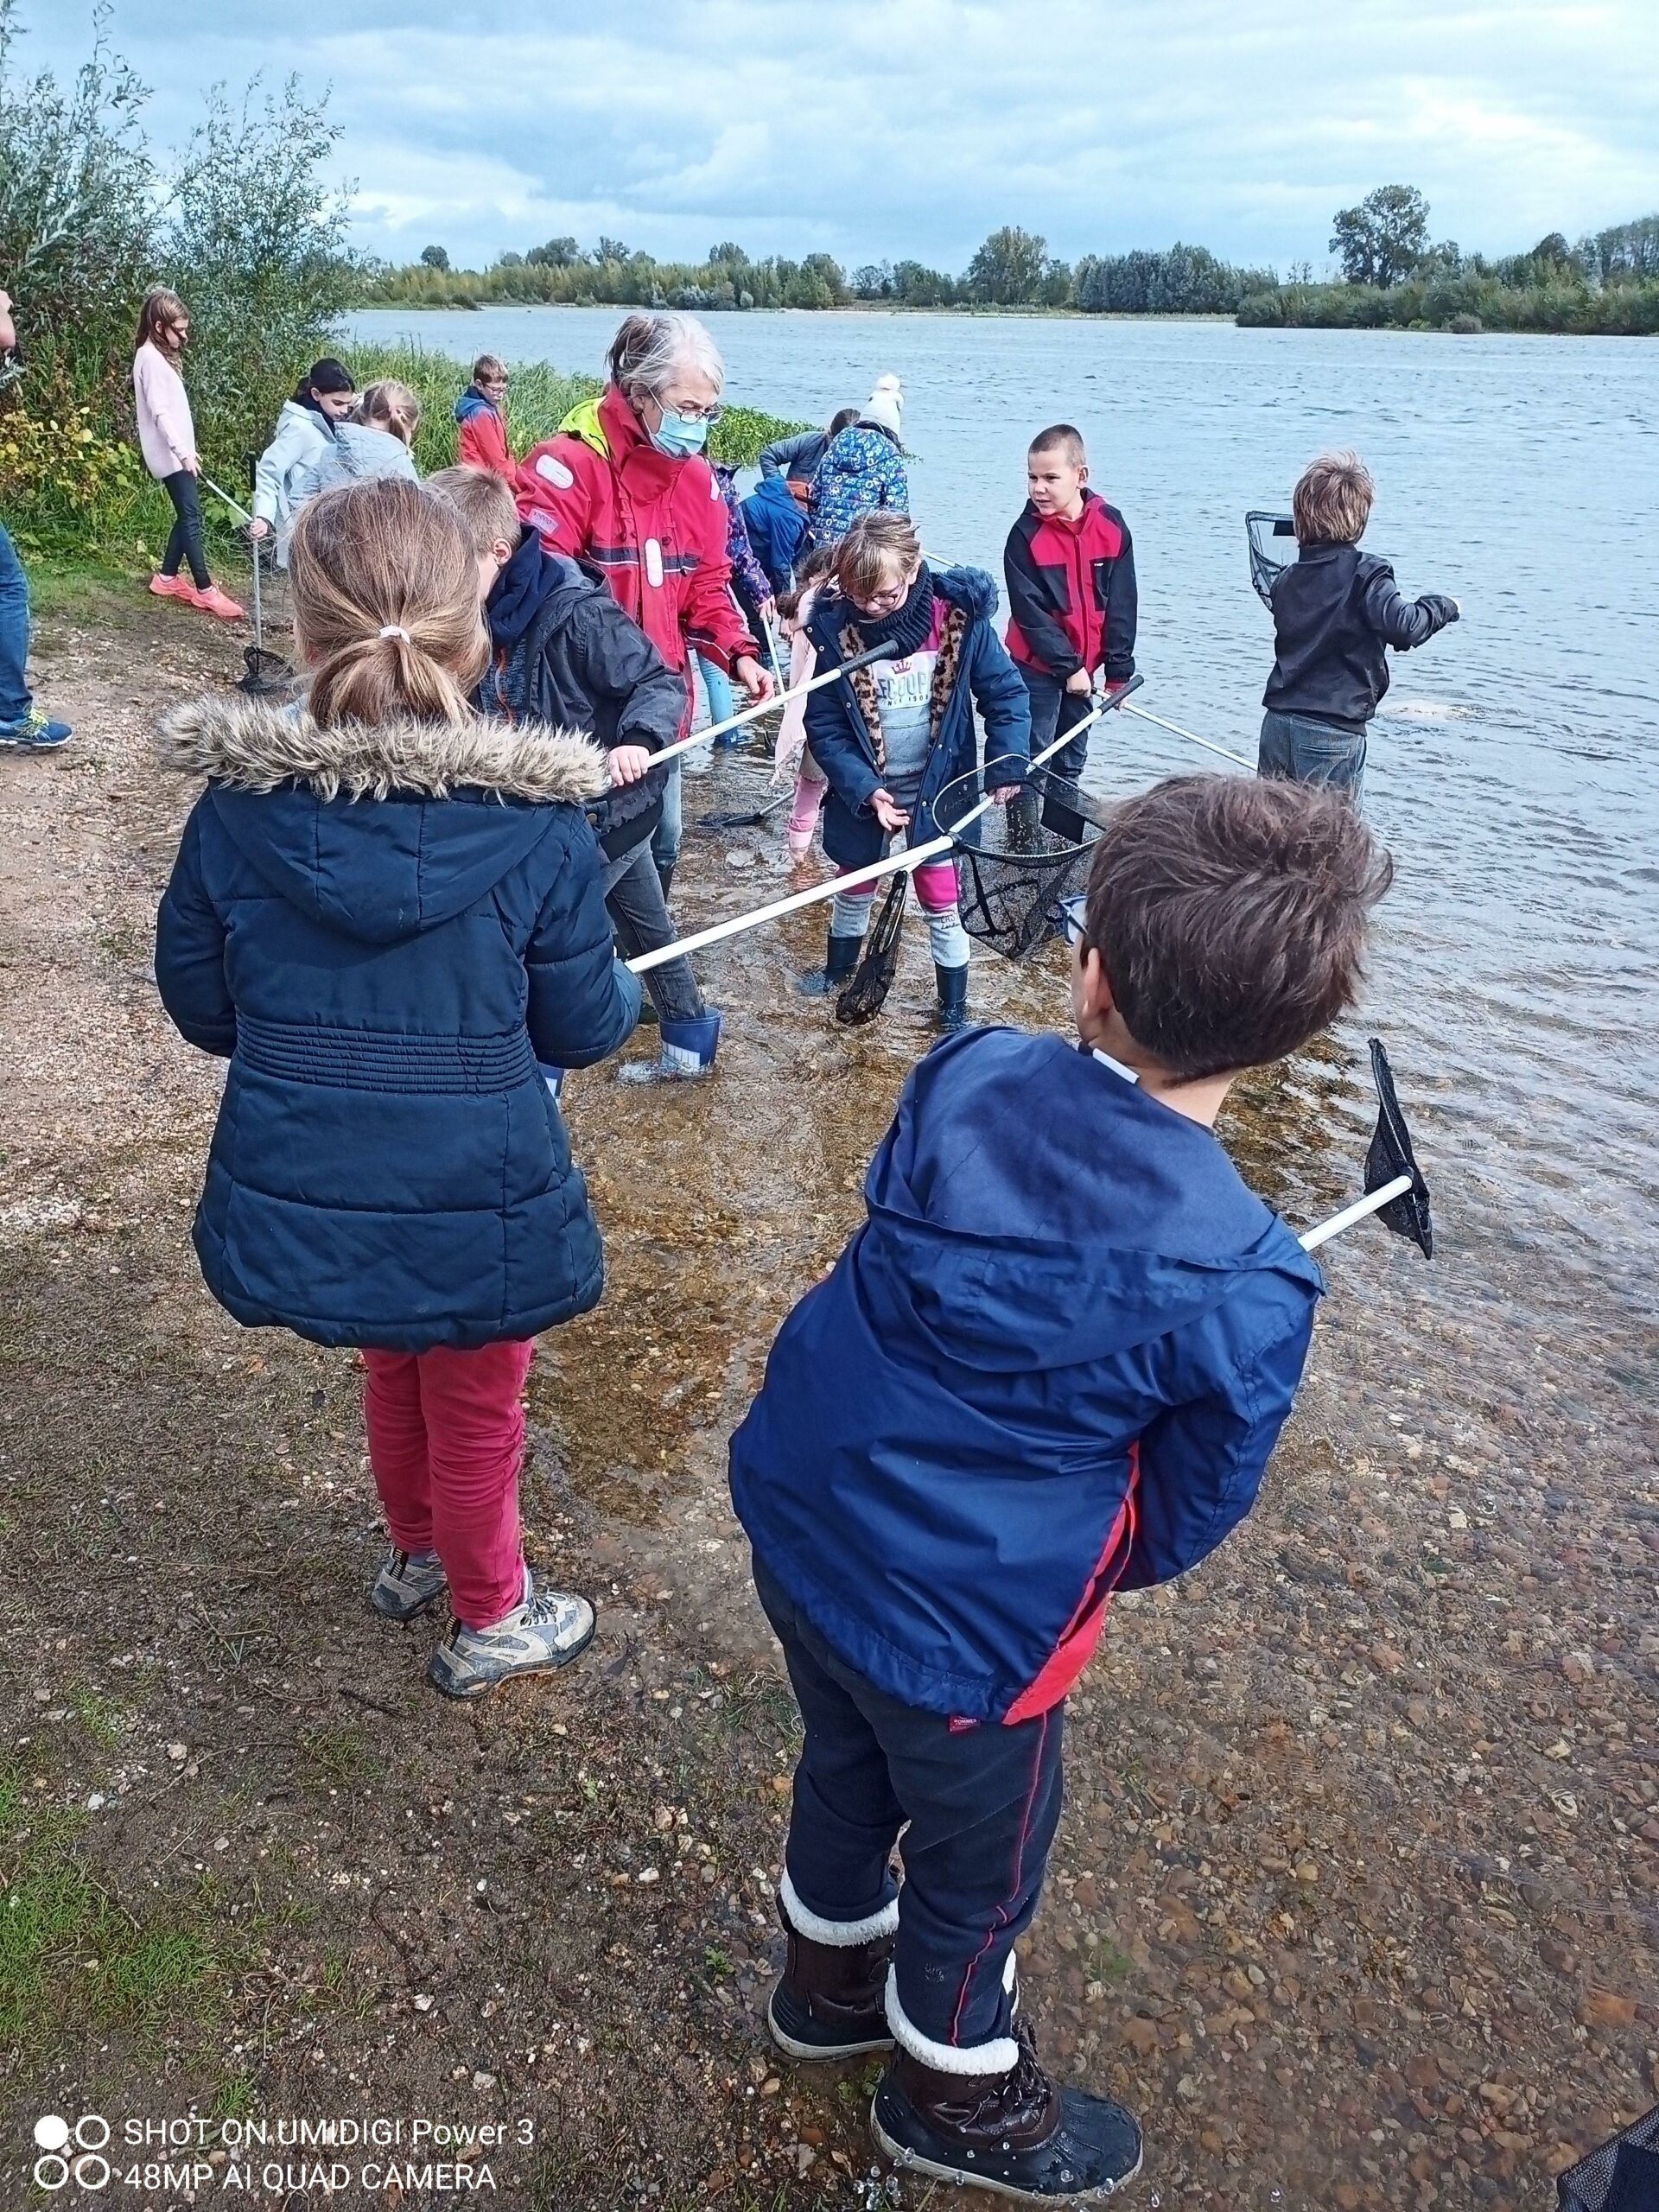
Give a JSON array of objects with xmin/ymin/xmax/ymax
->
[
  {"xmin": 188, "ymin": 582, "xmax": 245, "ymax": 622},
  {"xmin": 149, "ymin": 572, "xmax": 190, "ymax": 599}
]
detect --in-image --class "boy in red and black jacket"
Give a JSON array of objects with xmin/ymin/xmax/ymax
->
[{"xmin": 1004, "ymin": 423, "xmax": 1136, "ymax": 788}]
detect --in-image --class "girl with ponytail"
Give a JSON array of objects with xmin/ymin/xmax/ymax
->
[{"xmin": 154, "ymin": 475, "xmax": 641, "ymax": 1700}]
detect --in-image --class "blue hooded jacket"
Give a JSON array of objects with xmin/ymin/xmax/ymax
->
[
  {"xmin": 741, "ymin": 473, "xmax": 809, "ymax": 594},
  {"xmin": 153, "ymin": 693, "xmax": 640, "ymax": 1352},
  {"xmin": 729, "ymin": 1029, "xmax": 1324, "ymax": 1724},
  {"xmin": 802, "ymin": 564, "xmax": 1031, "ymax": 870}
]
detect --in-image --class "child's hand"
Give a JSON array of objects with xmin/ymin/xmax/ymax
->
[
  {"xmin": 734, "ymin": 655, "xmax": 773, "ymax": 702},
  {"xmin": 871, "ymin": 790, "xmax": 910, "ymax": 833},
  {"xmin": 989, "ymin": 785, "xmax": 1021, "ymax": 806},
  {"xmin": 608, "ymin": 746, "xmax": 653, "ymax": 786},
  {"xmin": 1064, "ymin": 666, "xmax": 1093, "ymax": 696}
]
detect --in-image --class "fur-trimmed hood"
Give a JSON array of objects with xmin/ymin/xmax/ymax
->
[{"xmin": 158, "ymin": 696, "xmax": 610, "ymax": 947}]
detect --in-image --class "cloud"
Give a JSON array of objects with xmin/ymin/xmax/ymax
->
[{"xmin": 15, "ymin": 0, "xmax": 1659, "ymax": 270}]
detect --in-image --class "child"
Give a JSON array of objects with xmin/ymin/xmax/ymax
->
[
  {"xmin": 729, "ymin": 773, "xmax": 1394, "ymax": 2199},
  {"xmin": 807, "ymin": 377, "xmax": 908, "ymax": 547},
  {"xmin": 154, "ymin": 477, "xmax": 640, "ymax": 1698},
  {"xmin": 429, "ymin": 462, "xmax": 721, "ymax": 1084},
  {"xmin": 1003, "ymin": 423, "xmax": 1136, "ymax": 789},
  {"xmin": 131, "ymin": 289, "xmax": 244, "ymax": 621},
  {"xmin": 797, "ymin": 513, "xmax": 1027, "ymax": 1031},
  {"xmin": 772, "ymin": 544, "xmax": 837, "ymax": 860},
  {"xmin": 692, "ymin": 461, "xmax": 777, "ymax": 760},
  {"xmin": 290, "ymin": 378, "xmax": 422, "ymax": 506},
  {"xmin": 251, "ymin": 358, "xmax": 357, "ymax": 564},
  {"xmin": 454, "ymin": 354, "xmax": 513, "ymax": 479},
  {"xmin": 759, "ymin": 407, "xmax": 860, "ymax": 503},
  {"xmin": 1261, "ymin": 449, "xmax": 1459, "ymax": 804}
]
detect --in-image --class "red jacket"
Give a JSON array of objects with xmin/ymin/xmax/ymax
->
[
  {"xmin": 1003, "ymin": 492, "xmax": 1137, "ymax": 683},
  {"xmin": 513, "ymin": 386, "xmax": 757, "ymax": 683},
  {"xmin": 454, "ymin": 388, "xmax": 512, "ymax": 480}
]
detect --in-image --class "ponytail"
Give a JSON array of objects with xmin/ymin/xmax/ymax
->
[{"xmin": 289, "ymin": 479, "xmax": 487, "ymax": 729}]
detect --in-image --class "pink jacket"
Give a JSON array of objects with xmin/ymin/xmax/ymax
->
[
  {"xmin": 772, "ymin": 582, "xmax": 823, "ymax": 785},
  {"xmin": 133, "ymin": 341, "xmax": 196, "ymax": 479}
]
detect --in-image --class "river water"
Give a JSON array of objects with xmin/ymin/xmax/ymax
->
[{"xmin": 351, "ymin": 306, "xmax": 1658, "ymax": 1351}]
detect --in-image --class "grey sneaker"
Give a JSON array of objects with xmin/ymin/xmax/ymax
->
[
  {"xmin": 426, "ymin": 1569, "xmax": 595, "ymax": 1700},
  {"xmin": 371, "ymin": 1546, "xmax": 449, "ymax": 1622}
]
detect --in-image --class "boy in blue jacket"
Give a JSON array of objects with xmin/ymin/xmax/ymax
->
[{"xmin": 730, "ymin": 773, "xmax": 1394, "ymax": 2199}]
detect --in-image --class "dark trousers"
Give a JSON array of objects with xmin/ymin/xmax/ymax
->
[
  {"xmin": 755, "ymin": 1557, "xmax": 1065, "ymax": 2058},
  {"xmin": 601, "ymin": 842, "xmax": 704, "ymax": 1025},
  {"xmin": 1019, "ymin": 664, "xmax": 1096, "ymax": 783},
  {"xmin": 159, "ymin": 469, "xmax": 211, "ymax": 588}
]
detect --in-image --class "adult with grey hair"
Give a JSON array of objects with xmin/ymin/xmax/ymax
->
[{"xmin": 514, "ymin": 312, "xmax": 772, "ymax": 994}]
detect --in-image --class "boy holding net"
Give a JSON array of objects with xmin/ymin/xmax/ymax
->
[{"xmin": 730, "ymin": 774, "xmax": 1393, "ymax": 2200}]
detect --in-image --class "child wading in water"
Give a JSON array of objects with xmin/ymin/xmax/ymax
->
[
  {"xmin": 154, "ymin": 477, "xmax": 640, "ymax": 1699},
  {"xmin": 797, "ymin": 514, "xmax": 1029, "ymax": 1031},
  {"xmin": 1261, "ymin": 448, "xmax": 1459, "ymax": 804},
  {"xmin": 731, "ymin": 774, "xmax": 1393, "ymax": 2198},
  {"xmin": 131, "ymin": 289, "xmax": 244, "ymax": 621},
  {"xmin": 771, "ymin": 543, "xmax": 837, "ymax": 860}
]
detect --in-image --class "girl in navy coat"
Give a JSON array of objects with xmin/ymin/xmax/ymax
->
[
  {"xmin": 798, "ymin": 514, "xmax": 1029, "ymax": 1030},
  {"xmin": 155, "ymin": 477, "xmax": 641, "ymax": 1700}
]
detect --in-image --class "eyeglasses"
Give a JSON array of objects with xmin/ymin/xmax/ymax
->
[
  {"xmin": 661, "ymin": 397, "xmax": 723, "ymax": 424},
  {"xmin": 1058, "ymin": 893, "xmax": 1089, "ymax": 947}
]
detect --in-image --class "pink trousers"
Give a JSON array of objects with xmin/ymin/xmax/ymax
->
[{"xmin": 362, "ymin": 1339, "xmax": 535, "ymax": 1629}]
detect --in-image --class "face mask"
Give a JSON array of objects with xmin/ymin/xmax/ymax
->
[{"xmin": 649, "ymin": 407, "xmax": 710, "ymax": 460}]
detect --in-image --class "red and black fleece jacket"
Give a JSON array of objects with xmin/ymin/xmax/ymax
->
[{"xmin": 1003, "ymin": 492, "xmax": 1137, "ymax": 683}]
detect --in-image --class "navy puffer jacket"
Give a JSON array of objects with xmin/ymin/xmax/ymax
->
[{"xmin": 154, "ymin": 696, "xmax": 640, "ymax": 1351}]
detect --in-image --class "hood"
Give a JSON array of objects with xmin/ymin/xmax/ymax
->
[
  {"xmin": 856, "ymin": 1031, "xmax": 1322, "ymax": 1375},
  {"xmin": 556, "ymin": 392, "xmax": 610, "ymax": 457},
  {"xmin": 158, "ymin": 694, "xmax": 607, "ymax": 946},
  {"xmin": 486, "ymin": 528, "xmax": 592, "ymax": 651},
  {"xmin": 454, "ymin": 385, "xmax": 497, "ymax": 427},
  {"xmin": 278, "ymin": 397, "xmax": 333, "ymax": 442},
  {"xmin": 931, "ymin": 563, "xmax": 998, "ymax": 622},
  {"xmin": 747, "ymin": 472, "xmax": 798, "ymax": 513}
]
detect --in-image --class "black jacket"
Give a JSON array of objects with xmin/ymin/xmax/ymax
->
[
  {"xmin": 479, "ymin": 531, "xmax": 688, "ymax": 859},
  {"xmin": 1264, "ymin": 543, "xmax": 1459, "ymax": 732}
]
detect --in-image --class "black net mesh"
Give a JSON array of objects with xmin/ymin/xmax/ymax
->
[
  {"xmin": 1365, "ymin": 1037, "xmax": 1434, "ymax": 1257},
  {"xmin": 1558, "ymin": 2105, "xmax": 1659, "ymax": 2212},
  {"xmin": 238, "ymin": 646, "xmax": 292, "ymax": 696},
  {"xmin": 937, "ymin": 766, "xmax": 1112, "ymax": 963},
  {"xmin": 835, "ymin": 872, "xmax": 909, "ymax": 1026},
  {"xmin": 1248, "ymin": 512, "xmax": 1296, "ymax": 607}
]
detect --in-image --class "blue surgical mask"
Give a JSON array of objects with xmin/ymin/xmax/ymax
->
[{"xmin": 649, "ymin": 408, "xmax": 710, "ymax": 460}]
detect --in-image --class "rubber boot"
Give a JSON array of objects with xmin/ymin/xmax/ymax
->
[
  {"xmin": 766, "ymin": 1889, "xmax": 897, "ymax": 2062},
  {"xmin": 616, "ymin": 1009, "xmax": 721, "ymax": 1084},
  {"xmin": 934, "ymin": 962, "xmax": 969, "ymax": 1034},
  {"xmin": 797, "ymin": 928, "xmax": 862, "ymax": 1000},
  {"xmin": 656, "ymin": 860, "xmax": 676, "ymax": 901},
  {"xmin": 871, "ymin": 2019, "xmax": 1142, "ymax": 2201}
]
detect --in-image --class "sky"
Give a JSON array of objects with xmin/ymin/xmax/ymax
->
[{"xmin": 15, "ymin": 1, "xmax": 1659, "ymax": 275}]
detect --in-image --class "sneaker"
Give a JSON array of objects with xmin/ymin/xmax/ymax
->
[
  {"xmin": 149, "ymin": 572, "xmax": 191, "ymax": 599},
  {"xmin": 0, "ymin": 707, "xmax": 73, "ymax": 750},
  {"xmin": 188, "ymin": 582, "xmax": 245, "ymax": 621},
  {"xmin": 370, "ymin": 1545, "xmax": 448, "ymax": 1622},
  {"xmin": 426, "ymin": 1568, "xmax": 595, "ymax": 1700},
  {"xmin": 871, "ymin": 2022, "xmax": 1141, "ymax": 2202}
]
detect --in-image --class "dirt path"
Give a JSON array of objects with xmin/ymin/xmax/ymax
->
[{"xmin": 0, "ymin": 588, "xmax": 1653, "ymax": 2211}]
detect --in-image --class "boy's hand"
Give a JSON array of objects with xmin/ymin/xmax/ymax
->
[
  {"xmin": 1064, "ymin": 666, "xmax": 1093, "ymax": 696},
  {"xmin": 608, "ymin": 746, "xmax": 653, "ymax": 786},
  {"xmin": 870, "ymin": 789, "xmax": 910, "ymax": 833}
]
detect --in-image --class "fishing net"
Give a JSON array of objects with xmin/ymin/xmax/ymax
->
[
  {"xmin": 835, "ymin": 872, "xmax": 909, "ymax": 1027},
  {"xmin": 1248, "ymin": 512, "xmax": 1297, "ymax": 607},
  {"xmin": 237, "ymin": 535, "xmax": 293, "ymax": 696},
  {"xmin": 1557, "ymin": 2104, "xmax": 1659, "ymax": 2212},
  {"xmin": 1365, "ymin": 1037, "xmax": 1434, "ymax": 1257},
  {"xmin": 936, "ymin": 766, "xmax": 1113, "ymax": 963}
]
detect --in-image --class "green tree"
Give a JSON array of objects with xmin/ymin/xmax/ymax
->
[
  {"xmin": 418, "ymin": 242, "xmax": 448, "ymax": 270},
  {"xmin": 964, "ymin": 226, "xmax": 1050, "ymax": 305},
  {"xmin": 526, "ymin": 235, "xmax": 579, "ymax": 268},
  {"xmin": 593, "ymin": 235, "xmax": 630, "ymax": 264},
  {"xmin": 164, "ymin": 72, "xmax": 353, "ymax": 468},
  {"xmin": 496, "ymin": 249, "xmax": 524, "ymax": 268},
  {"xmin": 1329, "ymin": 185, "xmax": 1430, "ymax": 288}
]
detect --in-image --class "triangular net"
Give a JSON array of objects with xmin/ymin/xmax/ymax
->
[
  {"xmin": 835, "ymin": 872, "xmax": 909, "ymax": 1026},
  {"xmin": 238, "ymin": 645, "xmax": 292, "ymax": 696},
  {"xmin": 1248, "ymin": 512, "xmax": 1296, "ymax": 607},
  {"xmin": 1365, "ymin": 1037, "xmax": 1433, "ymax": 1256},
  {"xmin": 936, "ymin": 766, "xmax": 1113, "ymax": 963},
  {"xmin": 1557, "ymin": 2104, "xmax": 1659, "ymax": 2212}
]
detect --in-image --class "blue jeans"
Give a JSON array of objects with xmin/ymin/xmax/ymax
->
[
  {"xmin": 754, "ymin": 1556, "xmax": 1065, "ymax": 2058},
  {"xmin": 1018, "ymin": 664, "xmax": 1096, "ymax": 783},
  {"xmin": 1258, "ymin": 709, "xmax": 1366, "ymax": 804},
  {"xmin": 651, "ymin": 759, "xmax": 683, "ymax": 880},
  {"xmin": 0, "ymin": 518, "xmax": 33, "ymax": 725},
  {"xmin": 696, "ymin": 652, "xmax": 735, "ymax": 739}
]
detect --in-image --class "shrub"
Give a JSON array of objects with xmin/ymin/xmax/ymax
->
[{"xmin": 1445, "ymin": 313, "xmax": 1483, "ymax": 335}]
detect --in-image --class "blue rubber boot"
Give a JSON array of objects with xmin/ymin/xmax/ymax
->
[{"xmin": 616, "ymin": 1010, "xmax": 721, "ymax": 1084}]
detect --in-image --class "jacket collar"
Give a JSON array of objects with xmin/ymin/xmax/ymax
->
[
  {"xmin": 600, "ymin": 385, "xmax": 678, "ymax": 493},
  {"xmin": 157, "ymin": 694, "xmax": 608, "ymax": 805}
]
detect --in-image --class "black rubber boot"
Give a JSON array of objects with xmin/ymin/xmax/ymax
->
[
  {"xmin": 871, "ymin": 2023, "xmax": 1142, "ymax": 2201},
  {"xmin": 797, "ymin": 927, "xmax": 862, "ymax": 999},
  {"xmin": 656, "ymin": 861, "xmax": 676, "ymax": 901},
  {"xmin": 934, "ymin": 962, "xmax": 969, "ymax": 1033},
  {"xmin": 766, "ymin": 1899, "xmax": 895, "ymax": 2062}
]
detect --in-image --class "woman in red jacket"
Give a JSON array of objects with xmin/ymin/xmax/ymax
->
[{"xmin": 514, "ymin": 312, "xmax": 772, "ymax": 904}]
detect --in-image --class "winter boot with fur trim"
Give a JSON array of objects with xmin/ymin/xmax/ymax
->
[
  {"xmin": 766, "ymin": 1878, "xmax": 897, "ymax": 2061},
  {"xmin": 796, "ymin": 927, "xmax": 862, "ymax": 999},
  {"xmin": 615, "ymin": 1010, "xmax": 721, "ymax": 1084},
  {"xmin": 872, "ymin": 1999, "xmax": 1141, "ymax": 2202}
]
